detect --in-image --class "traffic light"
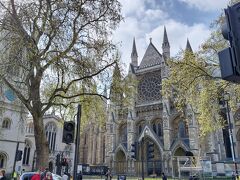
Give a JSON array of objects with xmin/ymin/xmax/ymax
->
[
  {"xmin": 131, "ymin": 142, "xmax": 137, "ymax": 159},
  {"xmin": 62, "ymin": 121, "xmax": 75, "ymax": 144},
  {"xmin": 16, "ymin": 150, "xmax": 22, "ymax": 161},
  {"xmin": 147, "ymin": 142, "xmax": 154, "ymax": 160},
  {"xmin": 218, "ymin": 2, "xmax": 240, "ymax": 83}
]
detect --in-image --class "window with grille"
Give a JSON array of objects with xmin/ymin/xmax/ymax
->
[
  {"xmin": 22, "ymin": 142, "xmax": 31, "ymax": 165},
  {"xmin": 45, "ymin": 122, "xmax": 57, "ymax": 152},
  {"xmin": 0, "ymin": 154, "xmax": 6, "ymax": 168},
  {"xmin": 2, "ymin": 118, "xmax": 11, "ymax": 129}
]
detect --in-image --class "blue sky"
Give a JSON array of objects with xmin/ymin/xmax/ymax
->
[{"xmin": 113, "ymin": 0, "xmax": 229, "ymax": 67}]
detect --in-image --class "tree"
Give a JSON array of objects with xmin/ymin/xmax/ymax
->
[
  {"xmin": 163, "ymin": 0, "xmax": 240, "ymax": 136},
  {"xmin": 0, "ymin": 0, "xmax": 122, "ymax": 168}
]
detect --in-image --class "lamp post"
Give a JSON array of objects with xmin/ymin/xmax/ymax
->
[{"xmin": 224, "ymin": 93, "xmax": 238, "ymax": 176}]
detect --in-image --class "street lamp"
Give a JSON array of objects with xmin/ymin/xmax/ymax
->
[{"xmin": 223, "ymin": 92, "xmax": 238, "ymax": 176}]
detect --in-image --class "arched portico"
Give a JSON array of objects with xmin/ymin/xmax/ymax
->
[
  {"xmin": 137, "ymin": 125, "xmax": 163, "ymax": 176},
  {"xmin": 114, "ymin": 148, "xmax": 127, "ymax": 174}
]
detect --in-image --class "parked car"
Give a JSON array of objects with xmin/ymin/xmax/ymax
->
[
  {"xmin": 20, "ymin": 172, "xmax": 36, "ymax": 180},
  {"xmin": 20, "ymin": 172, "xmax": 62, "ymax": 180},
  {"xmin": 52, "ymin": 173, "xmax": 62, "ymax": 180}
]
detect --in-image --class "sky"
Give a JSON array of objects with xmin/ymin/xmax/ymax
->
[{"xmin": 113, "ymin": 0, "xmax": 229, "ymax": 67}]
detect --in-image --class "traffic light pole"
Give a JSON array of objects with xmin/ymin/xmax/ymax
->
[
  {"xmin": 73, "ymin": 104, "xmax": 81, "ymax": 180},
  {"xmin": 12, "ymin": 141, "xmax": 19, "ymax": 177},
  {"xmin": 141, "ymin": 139, "xmax": 144, "ymax": 180},
  {"xmin": 225, "ymin": 99, "xmax": 238, "ymax": 176}
]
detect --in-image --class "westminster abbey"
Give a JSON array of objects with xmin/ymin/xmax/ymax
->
[{"xmin": 79, "ymin": 27, "xmax": 240, "ymax": 177}]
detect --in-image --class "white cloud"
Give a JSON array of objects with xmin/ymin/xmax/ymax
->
[
  {"xmin": 119, "ymin": 0, "xmax": 145, "ymax": 16},
  {"xmin": 178, "ymin": 0, "xmax": 229, "ymax": 11},
  {"xmin": 113, "ymin": 0, "xmax": 170, "ymax": 67},
  {"xmin": 113, "ymin": 0, "xmax": 218, "ymax": 71}
]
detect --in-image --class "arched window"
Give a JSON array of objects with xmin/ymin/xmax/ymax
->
[
  {"xmin": 138, "ymin": 125, "xmax": 142, "ymax": 135},
  {"xmin": 151, "ymin": 120, "xmax": 163, "ymax": 137},
  {"xmin": 119, "ymin": 124, "xmax": 127, "ymax": 144},
  {"xmin": 26, "ymin": 122, "xmax": 34, "ymax": 134},
  {"xmin": 22, "ymin": 142, "xmax": 31, "ymax": 165},
  {"xmin": 153, "ymin": 124, "xmax": 157, "ymax": 133},
  {"xmin": 45, "ymin": 122, "xmax": 57, "ymax": 152},
  {"xmin": 0, "ymin": 153, "xmax": 7, "ymax": 168},
  {"xmin": 2, "ymin": 118, "xmax": 11, "ymax": 129},
  {"xmin": 178, "ymin": 121, "xmax": 186, "ymax": 138},
  {"xmin": 157, "ymin": 123, "xmax": 163, "ymax": 137}
]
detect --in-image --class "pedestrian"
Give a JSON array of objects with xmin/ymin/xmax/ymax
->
[
  {"xmin": 61, "ymin": 172, "xmax": 68, "ymax": 180},
  {"xmin": 162, "ymin": 172, "xmax": 167, "ymax": 180},
  {"xmin": 13, "ymin": 171, "xmax": 18, "ymax": 180},
  {"xmin": 105, "ymin": 169, "xmax": 112, "ymax": 180},
  {"xmin": 31, "ymin": 170, "xmax": 41, "ymax": 180},
  {"xmin": 77, "ymin": 171, "xmax": 82, "ymax": 180},
  {"xmin": 43, "ymin": 172, "xmax": 53, "ymax": 180},
  {"xmin": 41, "ymin": 168, "xmax": 49, "ymax": 180},
  {"xmin": 237, "ymin": 174, "xmax": 240, "ymax": 180},
  {"xmin": 232, "ymin": 171, "xmax": 236, "ymax": 180},
  {"xmin": 0, "ymin": 169, "xmax": 7, "ymax": 180}
]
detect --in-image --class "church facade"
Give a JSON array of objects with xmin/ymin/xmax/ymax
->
[{"xmin": 103, "ymin": 27, "xmax": 240, "ymax": 177}]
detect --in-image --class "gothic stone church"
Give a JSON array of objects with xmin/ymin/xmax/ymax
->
[{"xmin": 80, "ymin": 27, "xmax": 240, "ymax": 177}]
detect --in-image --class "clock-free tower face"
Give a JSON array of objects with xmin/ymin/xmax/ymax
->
[{"xmin": 138, "ymin": 73, "xmax": 162, "ymax": 103}]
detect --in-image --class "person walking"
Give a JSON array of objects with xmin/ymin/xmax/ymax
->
[
  {"xmin": 31, "ymin": 170, "xmax": 41, "ymax": 180},
  {"xmin": 105, "ymin": 169, "xmax": 112, "ymax": 180},
  {"xmin": 43, "ymin": 172, "xmax": 53, "ymax": 180},
  {"xmin": 61, "ymin": 172, "xmax": 68, "ymax": 180},
  {"xmin": 162, "ymin": 172, "xmax": 167, "ymax": 180},
  {"xmin": 13, "ymin": 171, "xmax": 18, "ymax": 180},
  {"xmin": 0, "ymin": 169, "xmax": 7, "ymax": 180}
]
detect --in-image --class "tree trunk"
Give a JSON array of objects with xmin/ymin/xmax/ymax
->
[{"xmin": 32, "ymin": 114, "xmax": 49, "ymax": 170}]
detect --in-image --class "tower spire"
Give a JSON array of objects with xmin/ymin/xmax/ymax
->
[
  {"xmin": 162, "ymin": 26, "xmax": 170, "ymax": 59},
  {"xmin": 185, "ymin": 38, "xmax": 193, "ymax": 52},
  {"xmin": 131, "ymin": 37, "xmax": 138, "ymax": 66},
  {"xmin": 163, "ymin": 26, "xmax": 169, "ymax": 45}
]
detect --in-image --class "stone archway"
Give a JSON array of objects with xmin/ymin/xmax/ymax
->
[
  {"xmin": 115, "ymin": 149, "xmax": 127, "ymax": 174},
  {"xmin": 115, "ymin": 149, "xmax": 126, "ymax": 162},
  {"xmin": 137, "ymin": 137, "xmax": 162, "ymax": 176},
  {"xmin": 174, "ymin": 147, "xmax": 186, "ymax": 156},
  {"xmin": 172, "ymin": 147, "xmax": 187, "ymax": 177}
]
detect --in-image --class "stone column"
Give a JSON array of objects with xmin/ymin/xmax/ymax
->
[
  {"xmin": 163, "ymin": 99, "xmax": 171, "ymax": 150},
  {"xmin": 87, "ymin": 125, "xmax": 93, "ymax": 163},
  {"xmin": 162, "ymin": 98, "xmax": 171, "ymax": 174},
  {"xmin": 92, "ymin": 126, "xmax": 97, "ymax": 164},
  {"xmin": 186, "ymin": 106, "xmax": 199, "ymax": 154},
  {"xmin": 105, "ymin": 111, "xmax": 116, "ymax": 166},
  {"xmin": 127, "ymin": 110, "xmax": 136, "ymax": 173},
  {"xmin": 96, "ymin": 128, "xmax": 103, "ymax": 164}
]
